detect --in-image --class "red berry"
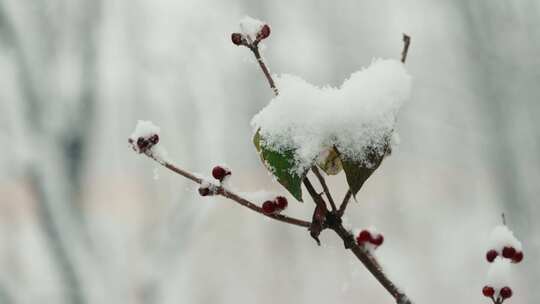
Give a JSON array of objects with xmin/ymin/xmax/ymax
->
[
  {"xmin": 149, "ymin": 134, "xmax": 159, "ymax": 145},
  {"xmin": 512, "ymin": 251, "xmax": 523, "ymax": 263},
  {"xmin": 198, "ymin": 187, "xmax": 211, "ymax": 196},
  {"xmin": 212, "ymin": 166, "xmax": 230, "ymax": 181},
  {"xmin": 356, "ymin": 230, "xmax": 371, "ymax": 245},
  {"xmin": 137, "ymin": 137, "xmax": 149, "ymax": 152},
  {"xmin": 500, "ymin": 286, "xmax": 512, "ymax": 299},
  {"xmin": 257, "ymin": 24, "xmax": 271, "ymax": 40},
  {"xmin": 371, "ymin": 234, "xmax": 384, "ymax": 246},
  {"xmin": 275, "ymin": 196, "xmax": 288, "ymax": 210},
  {"xmin": 482, "ymin": 286, "xmax": 495, "ymax": 298},
  {"xmin": 502, "ymin": 246, "xmax": 516, "ymax": 259},
  {"xmin": 231, "ymin": 33, "xmax": 242, "ymax": 45},
  {"xmin": 262, "ymin": 200, "xmax": 277, "ymax": 214},
  {"xmin": 486, "ymin": 250, "xmax": 498, "ymax": 263}
]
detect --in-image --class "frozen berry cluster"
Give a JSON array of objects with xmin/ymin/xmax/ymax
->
[
  {"xmin": 129, "ymin": 134, "xmax": 159, "ymax": 154},
  {"xmin": 128, "ymin": 120, "xmax": 161, "ymax": 154},
  {"xmin": 355, "ymin": 228, "xmax": 384, "ymax": 250},
  {"xmin": 261, "ymin": 196, "xmax": 288, "ymax": 215},
  {"xmin": 482, "ymin": 225, "xmax": 523, "ymax": 303}
]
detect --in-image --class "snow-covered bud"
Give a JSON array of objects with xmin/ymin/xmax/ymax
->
[
  {"xmin": 198, "ymin": 181, "xmax": 217, "ymax": 197},
  {"xmin": 129, "ymin": 121, "xmax": 161, "ymax": 154},
  {"xmin": 198, "ymin": 187, "xmax": 211, "ymax": 196}
]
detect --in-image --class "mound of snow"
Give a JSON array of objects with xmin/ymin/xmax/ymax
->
[{"xmin": 251, "ymin": 59, "xmax": 412, "ymax": 175}]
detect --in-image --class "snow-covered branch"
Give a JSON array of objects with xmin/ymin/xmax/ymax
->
[
  {"xmin": 130, "ymin": 16, "xmax": 416, "ymax": 304},
  {"xmin": 128, "ymin": 121, "xmax": 310, "ymax": 228}
]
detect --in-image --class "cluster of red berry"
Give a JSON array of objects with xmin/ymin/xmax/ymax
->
[
  {"xmin": 129, "ymin": 134, "xmax": 159, "ymax": 154},
  {"xmin": 482, "ymin": 226, "xmax": 523, "ymax": 303},
  {"xmin": 482, "ymin": 286, "xmax": 512, "ymax": 301},
  {"xmin": 261, "ymin": 196, "xmax": 288, "ymax": 215},
  {"xmin": 198, "ymin": 166, "xmax": 231, "ymax": 196},
  {"xmin": 231, "ymin": 24, "xmax": 271, "ymax": 46},
  {"xmin": 485, "ymin": 247, "xmax": 523, "ymax": 264},
  {"xmin": 355, "ymin": 229, "xmax": 384, "ymax": 248}
]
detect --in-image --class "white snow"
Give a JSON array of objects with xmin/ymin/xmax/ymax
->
[
  {"xmin": 199, "ymin": 180, "xmax": 219, "ymax": 194},
  {"xmin": 486, "ymin": 257, "xmax": 512, "ymax": 291},
  {"xmin": 239, "ymin": 16, "xmax": 265, "ymax": 42},
  {"xmin": 130, "ymin": 120, "xmax": 160, "ymax": 141},
  {"xmin": 489, "ymin": 225, "xmax": 522, "ymax": 252},
  {"xmin": 251, "ymin": 59, "xmax": 412, "ymax": 175}
]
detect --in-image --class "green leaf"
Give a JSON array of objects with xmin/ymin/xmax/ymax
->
[
  {"xmin": 253, "ymin": 130, "xmax": 305, "ymax": 201},
  {"xmin": 341, "ymin": 146, "xmax": 386, "ymax": 197},
  {"xmin": 316, "ymin": 146, "xmax": 343, "ymax": 175}
]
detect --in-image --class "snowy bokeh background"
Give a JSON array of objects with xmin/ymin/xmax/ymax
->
[{"xmin": 0, "ymin": 0, "xmax": 539, "ymax": 303}]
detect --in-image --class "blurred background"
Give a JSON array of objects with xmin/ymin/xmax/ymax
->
[{"xmin": 0, "ymin": 0, "xmax": 538, "ymax": 303}]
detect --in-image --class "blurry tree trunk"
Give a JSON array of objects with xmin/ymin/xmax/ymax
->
[{"xmin": 0, "ymin": 0, "xmax": 102, "ymax": 303}]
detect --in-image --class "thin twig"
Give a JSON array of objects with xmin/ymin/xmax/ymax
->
[
  {"xmin": 311, "ymin": 166, "xmax": 337, "ymax": 212},
  {"xmin": 251, "ymin": 46, "xmax": 279, "ymax": 96},
  {"xmin": 501, "ymin": 213, "xmax": 506, "ymax": 226},
  {"xmin": 337, "ymin": 189, "xmax": 352, "ymax": 217},
  {"xmin": 302, "ymin": 177, "xmax": 328, "ymax": 211},
  {"xmin": 401, "ymin": 34, "xmax": 411, "ymax": 63},
  {"xmin": 147, "ymin": 152, "xmax": 310, "ymax": 228}
]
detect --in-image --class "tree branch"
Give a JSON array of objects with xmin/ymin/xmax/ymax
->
[
  {"xmin": 311, "ymin": 166, "xmax": 337, "ymax": 212},
  {"xmin": 332, "ymin": 223, "xmax": 412, "ymax": 304},
  {"xmin": 145, "ymin": 152, "xmax": 311, "ymax": 228},
  {"xmin": 302, "ymin": 180, "xmax": 412, "ymax": 304}
]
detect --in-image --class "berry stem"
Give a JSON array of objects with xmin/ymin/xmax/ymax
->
[
  {"xmin": 311, "ymin": 166, "xmax": 337, "ymax": 212},
  {"xmin": 145, "ymin": 151, "xmax": 310, "ymax": 228},
  {"xmin": 337, "ymin": 189, "xmax": 352, "ymax": 217}
]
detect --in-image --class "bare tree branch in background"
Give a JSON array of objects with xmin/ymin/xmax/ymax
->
[{"xmin": 0, "ymin": 1, "xmax": 103, "ymax": 303}]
